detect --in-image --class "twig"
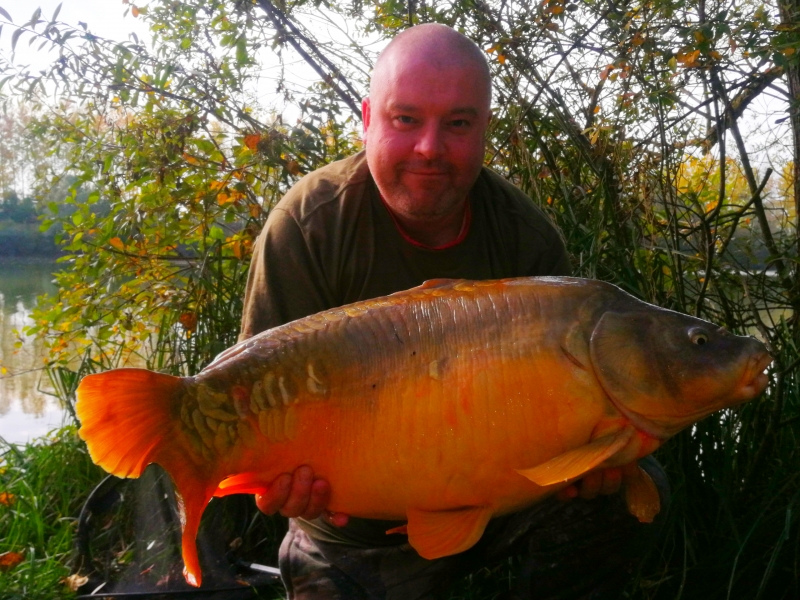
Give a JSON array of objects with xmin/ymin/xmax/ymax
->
[{"xmin": 255, "ymin": 0, "xmax": 362, "ymax": 119}]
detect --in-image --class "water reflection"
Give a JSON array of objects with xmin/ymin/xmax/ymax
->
[{"xmin": 0, "ymin": 258, "xmax": 66, "ymax": 444}]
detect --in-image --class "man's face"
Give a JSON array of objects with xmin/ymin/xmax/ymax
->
[{"xmin": 362, "ymin": 55, "xmax": 491, "ymax": 224}]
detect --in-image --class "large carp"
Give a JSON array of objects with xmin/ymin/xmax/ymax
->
[{"xmin": 76, "ymin": 277, "xmax": 771, "ymax": 586}]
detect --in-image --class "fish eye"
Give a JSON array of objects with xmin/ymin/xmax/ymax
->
[{"xmin": 689, "ymin": 328, "xmax": 709, "ymax": 346}]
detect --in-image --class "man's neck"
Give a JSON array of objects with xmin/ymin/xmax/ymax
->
[{"xmin": 386, "ymin": 200, "xmax": 470, "ymax": 249}]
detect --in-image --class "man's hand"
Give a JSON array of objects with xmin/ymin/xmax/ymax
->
[
  {"xmin": 556, "ymin": 467, "xmax": 623, "ymax": 501},
  {"xmin": 254, "ymin": 465, "xmax": 349, "ymax": 527}
]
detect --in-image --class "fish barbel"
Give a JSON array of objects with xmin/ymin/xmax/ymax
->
[{"xmin": 76, "ymin": 277, "xmax": 771, "ymax": 586}]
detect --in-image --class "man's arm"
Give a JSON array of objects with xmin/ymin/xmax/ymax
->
[
  {"xmin": 240, "ymin": 207, "xmax": 347, "ymax": 524},
  {"xmin": 240, "ymin": 208, "xmax": 336, "ymax": 340}
]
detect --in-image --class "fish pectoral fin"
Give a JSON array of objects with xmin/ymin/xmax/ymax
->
[
  {"xmin": 624, "ymin": 464, "xmax": 661, "ymax": 523},
  {"xmin": 405, "ymin": 506, "xmax": 492, "ymax": 560},
  {"xmin": 213, "ymin": 473, "xmax": 271, "ymax": 497},
  {"xmin": 516, "ymin": 427, "xmax": 635, "ymax": 487}
]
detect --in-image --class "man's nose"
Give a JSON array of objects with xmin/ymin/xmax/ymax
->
[{"xmin": 414, "ymin": 123, "xmax": 445, "ymax": 159}]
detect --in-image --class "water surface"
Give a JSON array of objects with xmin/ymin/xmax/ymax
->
[{"xmin": 0, "ymin": 258, "xmax": 67, "ymax": 445}]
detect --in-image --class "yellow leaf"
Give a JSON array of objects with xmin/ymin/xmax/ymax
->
[
  {"xmin": 64, "ymin": 574, "xmax": 89, "ymax": 592},
  {"xmin": 784, "ymin": 47, "xmax": 796, "ymax": 57},
  {"xmin": 498, "ymin": 54, "xmax": 506, "ymax": 64},
  {"xmin": 209, "ymin": 180, "xmax": 226, "ymax": 191},
  {"xmin": 109, "ymin": 237, "xmax": 125, "ymax": 251},
  {"xmin": 593, "ymin": 105, "xmax": 601, "ymax": 114},
  {"xmin": 243, "ymin": 133, "xmax": 261, "ymax": 151},
  {"xmin": 286, "ymin": 160, "xmax": 302, "ymax": 176},
  {"xmin": 0, "ymin": 551, "xmax": 24, "ymax": 571}
]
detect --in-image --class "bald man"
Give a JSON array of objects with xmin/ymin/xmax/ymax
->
[{"xmin": 239, "ymin": 23, "xmax": 667, "ymax": 600}]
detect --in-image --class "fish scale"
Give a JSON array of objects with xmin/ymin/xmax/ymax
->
[{"xmin": 75, "ymin": 276, "xmax": 771, "ymax": 587}]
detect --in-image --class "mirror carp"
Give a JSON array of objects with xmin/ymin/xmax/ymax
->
[{"xmin": 76, "ymin": 276, "xmax": 772, "ymax": 586}]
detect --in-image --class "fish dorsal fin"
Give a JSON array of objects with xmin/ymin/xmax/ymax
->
[
  {"xmin": 516, "ymin": 427, "xmax": 635, "ymax": 486},
  {"xmin": 624, "ymin": 464, "xmax": 661, "ymax": 523},
  {"xmin": 405, "ymin": 506, "xmax": 492, "ymax": 559},
  {"xmin": 418, "ymin": 278, "xmax": 460, "ymax": 289}
]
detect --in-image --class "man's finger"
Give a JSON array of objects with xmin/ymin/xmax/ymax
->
[
  {"xmin": 280, "ymin": 465, "xmax": 314, "ymax": 518},
  {"xmin": 301, "ymin": 478, "xmax": 332, "ymax": 520},
  {"xmin": 255, "ymin": 473, "xmax": 292, "ymax": 515},
  {"xmin": 324, "ymin": 511, "xmax": 350, "ymax": 527},
  {"xmin": 600, "ymin": 467, "xmax": 622, "ymax": 496},
  {"xmin": 578, "ymin": 470, "xmax": 603, "ymax": 500},
  {"xmin": 556, "ymin": 484, "xmax": 579, "ymax": 501}
]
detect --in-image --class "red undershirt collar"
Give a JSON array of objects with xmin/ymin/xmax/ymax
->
[{"xmin": 378, "ymin": 194, "xmax": 472, "ymax": 251}]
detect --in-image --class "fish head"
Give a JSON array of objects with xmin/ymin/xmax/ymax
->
[{"xmin": 589, "ymin": 307, "xmax": 771, "ymax": 439}]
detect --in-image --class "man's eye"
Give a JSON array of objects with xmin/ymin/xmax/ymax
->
[
  {"xmin": 396, "ymin": 115, "xmax": 415, "ymax": 124},
  {"xmin": 450, "ymin": 119, "xmax": 471, "ymax": 128}
]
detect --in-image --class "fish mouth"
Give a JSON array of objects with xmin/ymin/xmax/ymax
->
[{"xmin": 734, "ymin": 351, "xmax": 772, "ymax": 403}]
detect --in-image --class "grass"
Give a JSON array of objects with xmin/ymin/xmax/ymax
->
[{"xmin": 0, "ymin": 426, "xmax": 105, "ymax": 600}]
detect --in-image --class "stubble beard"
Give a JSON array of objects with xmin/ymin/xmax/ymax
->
[{"xmin": 383, "ymin": 161, "xmax": 471, "ymax": 221}]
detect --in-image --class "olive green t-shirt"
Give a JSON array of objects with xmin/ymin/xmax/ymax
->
[{"xmin": 239, "ymin": 150, "xmax": 571, "ymax": 547}]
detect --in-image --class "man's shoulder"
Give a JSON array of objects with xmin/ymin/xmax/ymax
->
[
  {"xmin": 476, "ymin": 166, "xmax": 559, "ymax": 234},
  {"xmin": 275, "ymin": 151, "xmax": 371, "ymax": 225}
]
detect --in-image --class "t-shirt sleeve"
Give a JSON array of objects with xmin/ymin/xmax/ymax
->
[
  {"xmin": 530, "ymin": 228, "xmax": 572, "ymax": 277},
  {"xmin": 239, "ymin": 208, "xmax": 335, "ymax": 340}
]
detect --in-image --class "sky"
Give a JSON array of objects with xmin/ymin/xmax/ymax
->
[{"xmin": 1, "ymin": 0, "xmax": 150, "ymax": 71}]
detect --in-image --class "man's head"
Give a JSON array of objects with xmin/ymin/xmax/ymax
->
[{"xmin": 362, "ymin": 24, "xmax": 492, "ymax": 246}]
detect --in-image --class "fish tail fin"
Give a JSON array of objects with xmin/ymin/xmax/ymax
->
[{"xmin": 76, "ymin": 368, "xmax": 183, "ymax": 478}]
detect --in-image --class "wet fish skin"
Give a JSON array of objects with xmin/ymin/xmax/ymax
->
[{"xmin": 75, "ymin": 276, "xmax": 771, "ymax": 587}]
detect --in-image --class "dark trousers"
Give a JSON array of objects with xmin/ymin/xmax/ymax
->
[{"xmin": 279, "ymin": 457, "xmax": 669, "ymax": 600}]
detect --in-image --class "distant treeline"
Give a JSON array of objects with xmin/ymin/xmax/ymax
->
[{"xmin": 0, "ymin": 191, "xmax": 60, "ymax": 257}]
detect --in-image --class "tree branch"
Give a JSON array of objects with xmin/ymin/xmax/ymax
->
[{"xmin": 255, "ymin": 0, "xmax": 362, "ymax": 120}]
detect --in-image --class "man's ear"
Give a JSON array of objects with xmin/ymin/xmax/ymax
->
[{"xmin": 362, "ymin": 97, "xmax": 371, "ymax": 144}]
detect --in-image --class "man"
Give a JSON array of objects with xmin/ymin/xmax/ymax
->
[{"xmin": 239, "ymin": 23, "xmax": 667, "ymax": 599}]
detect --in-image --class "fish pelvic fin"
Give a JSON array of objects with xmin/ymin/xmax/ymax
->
[
  {"xmin": 213, "ymin": 473, "xmax": 271, "ymax": 497},
  {"xmin": 623, "ymin": 463, "xmax": 661, "ymax": 523},
  {"xmin": 516, "ymin": 427, "xmax": 635, "ymax": 487},
  {"xmin": 406, "ymin": 506, "xmax": 492, "ymax": 560},
  {"xmin": 76, "ymin": 368, "xmax": 183, "ymax": 479}
]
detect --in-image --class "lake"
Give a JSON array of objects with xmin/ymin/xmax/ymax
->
[{"xmin": 0, "ymin": 257, "xmax": 68, "ymax": 445}]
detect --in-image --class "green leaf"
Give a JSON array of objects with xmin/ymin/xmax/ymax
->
[
  {"xmin": 10, "ymin": 26, "xmax": 22, "ymax": 51},
  {"xmin": 236, "ymin": 37, "xmax": 248, "ymax": 66},
  {"xmin": 209, "ymin": 225, "xmax": 225, "ymax": 240},
  {"xmin": 72, "ymin": 212, "xmax": 84, "ymax": 226}
]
